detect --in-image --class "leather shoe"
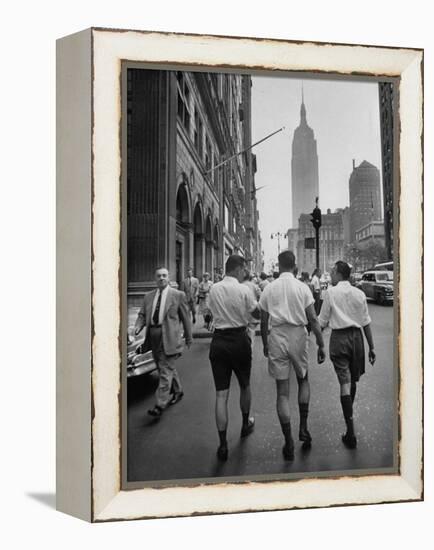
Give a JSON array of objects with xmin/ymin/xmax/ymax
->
[
  {"xmin": 170, "ymin": 391, "xmax": 184, "ymax": 405},
  {"xmin": 299, "ymin": 427, "xmax": 312, "ymax": 446},
  {"xmin": 147, "ymin": 405, "xmax": 163, "ymax": 417},
  {"xmin": 217, "ymin": 444, "xmax": 228, "ymax": 461},
  {"xmin": 282, "ymin": 442, "xmax": 295, "ymax": 461},
  {"xmin": 240, "ymin": 417, "xmax": 255, "ymax": 438},
  {"xmin": 342, "ymin": 433, "xmax": 357, "ymax": 449}
]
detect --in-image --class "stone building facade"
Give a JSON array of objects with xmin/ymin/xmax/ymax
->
[
  {"xmin": 127, "ymin": 68, "xmax": 261, "ymax": 304},
  {"xmin": 379, "ymin": 81, "xmax": 394, "ymax": 260}
]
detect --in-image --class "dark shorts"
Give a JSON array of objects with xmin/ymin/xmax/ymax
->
[
  {"xmin": 209, "ymin": 327, "xmax": 252, "ymax": 391},
  {"xmin": 329, "ymin": 327, "xmax": 365, "ymax": 385}
]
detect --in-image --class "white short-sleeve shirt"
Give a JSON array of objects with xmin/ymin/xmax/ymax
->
[
  {"xmin": 259, "ymin": 272, "xmax": 314, "ymax": 327},
  {"xmin": 318, "ymin": 281, "xmax": 371, "ymax": 329},
  {"xmin": 209, "ymin": 276, "xmax": 258, "ymax": 329}
]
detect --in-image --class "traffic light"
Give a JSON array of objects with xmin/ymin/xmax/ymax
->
[{"xmin": 310, "ymin": 206, "xmax": 322, "ymax": 230}]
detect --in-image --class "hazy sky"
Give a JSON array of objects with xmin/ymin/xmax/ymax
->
[{"xmin": 251, "ymin": 76, "xmax": 382, "ymax": 269}]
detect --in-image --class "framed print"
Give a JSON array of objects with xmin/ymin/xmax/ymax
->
[{"xmin": 56, "ymin": 28, "xmax": 423, "ymax": 522}]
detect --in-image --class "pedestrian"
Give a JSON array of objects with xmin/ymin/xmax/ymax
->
[
  {"xmin": 318, "ymin": 261, "xmax": 376, "ymax": 449},
  {"xmin": 198, "ymin": 272, "xmax": 213, "ymax": 329},
  {"xmin": 208, "ymin": 255, "xmax": 260, "ymax": 461},
  {"xmin": 311, "ymin": 268, "xmax": 322, "ymax": 314},
  {"xmin": 260, "ymin": 250, "xmax": 325, "ymax": 460},
  {"xmin": 242, "ymin": 270, "xmax": 261, "ymax": 342},
  {"xmin": 134, "ymin": 267, "xmax": 193, "ymax": 418},
  {"xmin": 180, "ymin": 267, "xmax": 199, "ymax": 324},
  {"xmin": 300, "ymin": 271, "xmax": 313, "ymax": 334},
  {"xmin": 258, "ymin": 272, "xmax": 269, "ymax": 292}
]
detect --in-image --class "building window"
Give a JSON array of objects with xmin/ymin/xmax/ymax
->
[
  {"xmin": 194, "ymin": 109, "xmax": 203, "ymax": 158},
  {"xmin": 224, "ymin": 202, "xmax": 229, "ymax": 230},
  {"xmin": 205, "ymin": 135, "xmax": 212, "ymax": 171},
  {"xmin": 177, "ymin": 72, "xmax": 191, "ymax": 134}
]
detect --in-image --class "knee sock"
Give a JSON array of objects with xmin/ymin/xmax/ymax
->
[
  {"xmin": 299, "ymin": 403, "xmax": 309, "ymax": 431},
  {"xmin": 350, "ymin": 383, "xmax": 357, "ymax": 404},
  {"xmin": 242, "ymin": 412, "xmax": 250, "ymax": 427},
  {"xmin": 280, "ymin": 421, "xmax": 294, "ymax": 447},
  {"xmin": 218, "ymin": 429, "xmax": 227, "ymax": 447},
  {"xmin": 340, "ymin": 395, "xmax": 355, "ymax": 437}
]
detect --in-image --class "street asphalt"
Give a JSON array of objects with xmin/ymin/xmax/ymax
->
[{"xmin": 127, "ymin": 302, "xmax": 396, "ymax": 483}]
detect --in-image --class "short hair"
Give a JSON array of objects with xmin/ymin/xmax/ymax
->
[
  {"xmin": 272, "ymin": 271, "xmax": 280, "ymax": 279},
  {"xmin": 260, "ymin": 272, "xmax": 267, "ymax": 280},
  {"xmin": 187, "ymin": 267, "xmax": 193, "ymax": 272},
  {"xmin": 278, "ymin": 250, "xmax": 296, "ymax": 270},
  {"xmin": 301, "ymin": 271, "xmax": 310, "ymax": 281},
  {"xmin": 335, "ymin": 261, "xmax": 351, "ymax": 280},
  {"xmin": 225, "ymin": 254, "xmax": 246, "ymax": 273},
  {"xmin": 155, "ymin": 266, "xmax": 169, "ymax": 274}
]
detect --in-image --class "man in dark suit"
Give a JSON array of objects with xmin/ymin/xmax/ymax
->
[
  {"xmin": 179, "ymin": 267, "xmax": 199, "ymax": 324},
  {"xmin": 134, "ymin": 267, "xmax": 193, "ymax": 418}
]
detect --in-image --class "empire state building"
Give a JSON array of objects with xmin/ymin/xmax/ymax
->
[{"xmin": 291, "ymin": 94, "xmax": 319, "ymax": 228}]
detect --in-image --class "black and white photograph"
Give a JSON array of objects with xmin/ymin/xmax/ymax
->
[{"xmin": 124, "ymin": 67, "xmax": 397, "ymax": 485}]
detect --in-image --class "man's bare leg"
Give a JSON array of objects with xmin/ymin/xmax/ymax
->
[
  {"xmin": 215, "ymin": 389, "xmax": 230, "ymax": 460},
  {"xmin": 276, "ymin": 379, "xmax": 294, "ymax": 460}
]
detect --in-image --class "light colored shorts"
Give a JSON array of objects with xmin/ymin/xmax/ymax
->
[{"xmin": 268, "ymin": 324, "xmax": 309, "ymax": 380}]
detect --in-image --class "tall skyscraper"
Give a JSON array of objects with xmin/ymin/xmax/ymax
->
[
  {"xmin": 291, "ymin": 90, "xmax": 319, "ymax": 228},
  {"xmin": 348, "ymin": 160, "xmax": 382, "ymax": 243}
]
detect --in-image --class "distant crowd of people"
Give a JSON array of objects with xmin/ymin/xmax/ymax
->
[{"xmin": 134, "ymin": 252, "xmax": 376, "ymax": 463}]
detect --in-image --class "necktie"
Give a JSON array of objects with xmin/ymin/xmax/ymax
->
[{"xmin": 153, "ymin": 290, "xmax": 163, "ymax": 325}]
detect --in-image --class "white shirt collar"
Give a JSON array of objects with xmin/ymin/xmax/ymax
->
[
  {"xmin": 279, "ymin": 272, "xmax": 294, "ymax": 278},
  {"xmin": 224, "ymin": 275, "xmax": 239, "ymax": 284}
]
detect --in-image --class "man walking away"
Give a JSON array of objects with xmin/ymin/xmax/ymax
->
[
  {"xmin": 311, "ymin": 268, "xmax": 322, "ymax": 314},
  {"xmin": 180, "ymin": 267, "xmax": 199, "ymax": 324},
  {"xmin": 258, "ymin": 272, "xmax": 270, "ymax": 292},
  {"xmin": 208, "ymin": 255, "xmax": 260, "ymax": 461},
  {"xmin": 134, "ymin": 267, "xmax": 193, "ymax": 418},
  {"xmin": 260, "ymin": 251, "xmax": 325, "ymax": 461},
  {"xmin": 319, "ymin": 261, "xmax": 376, "ymax": 449}
]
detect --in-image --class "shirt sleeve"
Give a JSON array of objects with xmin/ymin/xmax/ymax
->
[
  {"xmin": 208, "ymin": 287, "xmax": 216, "ymax": 315},
  {"xmin": 244, "ymin": 286, "xmax": 258, "ymax": 313},
  {"xmin": 318, "ymin": 289, "xmax": 331, "ymax": 328}
]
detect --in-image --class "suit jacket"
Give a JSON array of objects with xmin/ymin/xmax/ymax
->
[
  {"xmin": 180, "ymin": 276, "xmax": 199, "ymax": 302},
  {"xmin": 135, "ymin": 287, "xmax": 193, "ymax": 356}
]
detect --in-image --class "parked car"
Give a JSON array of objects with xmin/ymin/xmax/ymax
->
[
  {"xmin": 127, "ymin": 328, "xmax": 157, "ymax": 378},
  {"xmin": 357, "ymin": 270, "xmax": 394, "ymax": 305}
]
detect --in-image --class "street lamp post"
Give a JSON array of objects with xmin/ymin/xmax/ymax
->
[
  {"xmin": 310, "ymin": 197, "xmax": 322, "ymax": 270},
  {"xmin": 271, "ymin": 231, "xmax": 286, "ymax": 256}
]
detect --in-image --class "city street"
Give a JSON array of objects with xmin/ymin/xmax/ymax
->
[{"xmin": 127, "ymin": 302, "xmax": 396, "ymax": 483}]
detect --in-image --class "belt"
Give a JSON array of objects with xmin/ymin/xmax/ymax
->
[
  {"xmin": 214, "ymin": 326, "xmax": 247, "ymax": 334},
  {"xmin": 332, "ymin": 326, "xmax": 361, "ymax": 333}
]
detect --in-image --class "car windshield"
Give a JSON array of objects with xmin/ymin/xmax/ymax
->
[{"xmin": 376, "ymin": 272, "xmax": 393, "ymax": 282}]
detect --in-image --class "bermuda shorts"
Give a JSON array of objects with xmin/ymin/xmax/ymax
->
[
  {"xmin": 209, "ymin": 327, "xmax": 252, "ymax": 391},
  {"xmin": 329, "ymin": 327, "xmax": 365, "ymax": 385},
  {"xmin": 268, "ymin": 324, "xmax": 309, "ymax": 380}
]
